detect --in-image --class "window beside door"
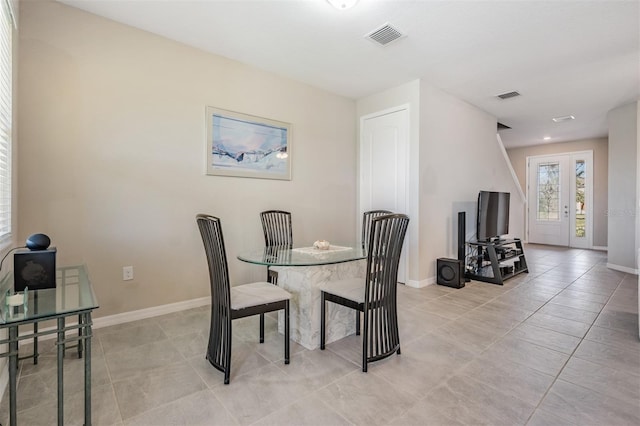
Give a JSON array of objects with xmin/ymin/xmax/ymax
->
[{"xmin": 575, "ymin": 160, "xmax": 586, "ymax": 238}]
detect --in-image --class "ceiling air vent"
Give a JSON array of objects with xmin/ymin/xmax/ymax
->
[
  {"xmin": 366, "ymin": 23, "xmax": 405, "ymax": 46},
  {"xmin": 496, "ymin": 91, "xmax": 521, "ymax": 100}
]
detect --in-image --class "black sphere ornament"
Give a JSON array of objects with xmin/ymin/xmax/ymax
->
[{"xmin": 26, "ymin": 233, "xmax": 51, "ymax": 250}]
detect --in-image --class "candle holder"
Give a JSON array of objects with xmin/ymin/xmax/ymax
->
[{"xmin": 5, "ymin": 287, "xmax": 28, "ymax": 316}]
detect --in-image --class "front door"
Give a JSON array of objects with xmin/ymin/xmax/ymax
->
[{"xmin": 527, "ymin": 151, "xmax": 593, "ymax": 248}]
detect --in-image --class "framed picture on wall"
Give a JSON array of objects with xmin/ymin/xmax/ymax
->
[{"xmin": 206, "ymin": 107, "xmax": 292, "ymax": 180}]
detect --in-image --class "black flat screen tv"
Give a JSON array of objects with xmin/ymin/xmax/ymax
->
[{"xmin": 477, "ymin": 191, "xmax": 510, "ymax": 241}]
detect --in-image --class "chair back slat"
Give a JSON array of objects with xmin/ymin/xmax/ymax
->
[
  {"xmin": 362, "ymin": 210, "xmax": 392, "ymax": 252},
  {"xmin": 261, "ymin": 210, "xmax": 293, "ymax": 249},
  {"xmin": 363, "ymin": 213, "xmax": 409, "ymax": 362},
  {"xmin": 196, "ymin": 214, "xmax": 232, "ymax": 371}
]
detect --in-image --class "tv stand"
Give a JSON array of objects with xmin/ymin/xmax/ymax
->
[{"xmin": 466, "ymin": 238, "xmax": 528, "ymax": 285}]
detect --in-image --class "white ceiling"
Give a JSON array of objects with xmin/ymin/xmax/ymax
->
[{"xmin": 59, "ymin": 0, "xmax": 640, "ymax": 148}]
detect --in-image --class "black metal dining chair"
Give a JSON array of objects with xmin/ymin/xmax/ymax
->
[
  {"xmin": 259, "ymin": 210, "xmax": 293, "ymax": 341},
  {"xmin": 197, "ymin": 214, "xmax": 291, "ymax": 384},
  {"xmin": 260, "ymin": 210, "xmax": 292, "ymax": 286},
  {"xmin": 260, "ymin": 210, "xmax": 293, "ymax": 280},
  {"xmin": 261, "ymin": 210, "xmax": 293, "ymax": 250},
  {"xmin": 362, "ymin": 210, "xmax": 392, "ymax": 251},
  {"xmin": 320, "ymin": 213, "xmax": 409, "ymax": 372},
  {"xmin": 356, "ymin": 209, "xmax": 392, "ymax": 335}
]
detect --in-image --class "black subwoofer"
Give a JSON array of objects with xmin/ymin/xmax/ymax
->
[{"xmin": 436, "ymin": 258, "xmax": 465, "ymax": 288}]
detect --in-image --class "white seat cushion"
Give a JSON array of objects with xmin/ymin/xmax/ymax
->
[
  {"xmin": 319, "ymin": 278, "xmax": 365, "ymax": 304},
  {"xmin": 231, "ymin": 282, "xmax": 291, "ymax": 310}
]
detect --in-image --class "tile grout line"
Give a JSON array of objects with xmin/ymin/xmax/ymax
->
[{"xmin": 522, "ymin": 260, "xmax": 625, "ymax": 425}]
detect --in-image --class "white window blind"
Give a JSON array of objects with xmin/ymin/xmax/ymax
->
[{"xmin": 0, "ymin": 0, "xmax": 11, "ymax": 242}]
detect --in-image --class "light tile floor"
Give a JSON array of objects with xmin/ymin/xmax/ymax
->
[{"xmin": 1, "ymin": 244, "xmax": 639, "ymax": 425}]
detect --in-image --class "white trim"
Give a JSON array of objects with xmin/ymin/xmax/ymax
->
[
  {"xmin": 2, "ymin": 0, "xmax": 16, "ymax": 29},
  {"xmin": 12, "ymin": 296, "xmax": 210, "ymax": 346},
  {"xmin": 592, "ymin": 246, "xmax": 608, "ymax": 251},
  {"xmin": 94, "ymin": 296, "xmax": 210, "ymax": 329},
  {"xmin": 0, "ymin": 296, "xmax": 211, "ymax": 405},
  {"xmin": 526, "ymin": 150, "xmax": 594, "ymax": 248},
  {"xmin": 569, "ymin": 152, "xmax": 593, "ymax": 249},
  {"xmin": 0, "ymin": 1, "xmax": 12, "ymax": 242},
  {"xmin": 606, "ymin": 263, "xmax": 638, "ymax": 275},
  {"xmin": 359, "ymin": 104, "xmax": 411, "ymax": 284},
  {"xmin": 497, "ymin": 133, "xmax": 526, "ymax": 202},
  {"xmin": 359, "ymin": 103, "xmax": 411, "ymax": 122},
  {"xmin": 525, "ymin": 156, "xmax": 530, "ymax": 242},
  {"xmin": 405, "ymin": 277, "xmax": 434, "ymax": 288}
]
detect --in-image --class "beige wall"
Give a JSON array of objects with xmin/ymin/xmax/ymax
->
[
  {"xmin": 607, "ymin": 102, "xmax": 638, "ymax": 271},
  {"xmin": 420, "ymin": 83, "xmax": 525, "ymax": 280},
  {"xmin": 18, "ymin": 1, "xmax": 358, "ymax": 317},
  {"xmin": 507, "ymin": 138, "xmax": 609, "ymax": 248},
  {"xmin": 357, "ymin": 80, "xmax": 525, "ymax": 284}
]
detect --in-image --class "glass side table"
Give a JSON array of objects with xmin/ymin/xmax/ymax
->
[{"xmin": 0, "ymin": 265, "xmax": 99, "ymax": 426}]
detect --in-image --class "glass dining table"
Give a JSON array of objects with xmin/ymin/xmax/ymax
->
[{"xmin": 238, "ymin": 245, "xmax": 366, "ymax": 350}]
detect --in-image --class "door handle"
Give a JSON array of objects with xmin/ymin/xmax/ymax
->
[{"xmin": 564, "ymin": 205, "xmax": 569, "ymax": 217}]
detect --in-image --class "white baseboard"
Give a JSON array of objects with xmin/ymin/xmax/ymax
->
[
  {"xmin": 14, "ymin": 296, "xmax": 211, "ymax": 341},
  {"xmin": 93, "ymin": 296, "xmax": 210, "ymax": 329},
  {"xmin": 405, "ymin": 277, "xmax": 435, "ymax": 288},
  {"xmin": 606, "ymin": 263, "xmax": 639, "ymax": 275},
  {"xmin": 0, "ymin": 296, "xmax": 211, "ymax": 405},
  {"xmin": 593, "ymin": 246, "xmax": 608, "ymax": 251}
]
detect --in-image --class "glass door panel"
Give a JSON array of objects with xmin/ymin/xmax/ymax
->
[
  {"xmin": 537, "ymin": 162, "xmax": 560, "ymax": 221},
  {"xmin": 575, "ymin": 160, "xmax": 586, "ymax": 238}
]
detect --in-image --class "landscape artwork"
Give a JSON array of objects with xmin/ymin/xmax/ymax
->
[{"xmin": 206, "ymin": 107, "xmax": 291, "ymax": 180}]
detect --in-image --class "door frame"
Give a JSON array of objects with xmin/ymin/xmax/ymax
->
[
  {"xmin": 358, "ymin": 104, "xmax": 411, "ymax": 282},
  {"xmin": 525, "ymin": 150, "xmax": 594, "ymax": 248}
]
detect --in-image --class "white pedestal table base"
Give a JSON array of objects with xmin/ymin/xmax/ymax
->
[{"xmin": 273, "ymin": 259, "xmax": 366, "ymax": 350}]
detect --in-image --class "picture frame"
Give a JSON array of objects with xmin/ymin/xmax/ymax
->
[{"xmin": 206, "ymin": 107, "xmax": 292, "ymax": 180}]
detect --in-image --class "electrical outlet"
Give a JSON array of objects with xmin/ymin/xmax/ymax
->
[{"xmin": 123, "ymin": 266, "xmax": 134, "ymax": 281}]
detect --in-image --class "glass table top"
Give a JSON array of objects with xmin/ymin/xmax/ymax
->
[
  {"xmin": 0, "ymin": 265, "xmax": 99, "ymax": 325},
  {"xmin": 238, "ymin": 245, "xmax": 367, "ymax": 267}
]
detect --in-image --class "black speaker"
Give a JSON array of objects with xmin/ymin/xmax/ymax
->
[
  {"xmin": 13, "ymin": 247, "xmax": 57, "ymax": 292},
  {"xmin": 437, "ymin": 258, "xmax": 465, "ymax": 288},
  {"xmin": 457, "ymin": 211, "xmax": 466, "ymax": 261},
  {"xmin": 457, "ymin": 211, "xmax": 471, "ymax": 283},
  {"xmin": 25, "ymin": 233, "xmax": 51, "ymax": 250}
]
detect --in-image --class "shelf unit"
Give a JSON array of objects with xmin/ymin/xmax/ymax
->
[{"xmin": 466, "ymin": 238, "xmax": 528, "ymax": 285}]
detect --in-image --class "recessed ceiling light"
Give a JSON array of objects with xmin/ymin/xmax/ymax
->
[
  {"xmin": 552, "ymin": 115, "xmax": 575, "ymax": 123},
  {"xmin": 327, "ymin": 0, "xmax": 359, "ymax": 10},
  {"xmin": 543, "ymin": 136, "xmax": 551, "ymax": 141}
]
